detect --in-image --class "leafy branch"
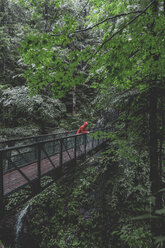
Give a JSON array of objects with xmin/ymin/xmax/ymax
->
[
  {"xmin": 51, "ymin": 10, "xmax": 143, "ymax": 37},
  {"xmin": 73, "ymin": 10, "xmax": 143, "ymax": 33},
  {"xmin": 75, "ymin": 0, "xmax": 90, "ymax": 18},
  {"xmin": 86, "ymin": 0, "xmax": 156, "ymax": 62}
]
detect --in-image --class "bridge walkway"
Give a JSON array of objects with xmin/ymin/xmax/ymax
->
[{"xmin": 0, "ymin": 129, "xmax": 109, "ymax": 215}]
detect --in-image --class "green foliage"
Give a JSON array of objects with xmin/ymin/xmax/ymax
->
[
  {"xmin": 0, "ymin": 125, "xmax": 40, "ymax": 139},
  {"xmin": 87, "ymin": 1, "xmax": 165, "ymax": 94},
  {"xmin": 22, "ymin": 139, "xmax": 154, "ymax": 248},
  {"xmin": 5, "ymin": 187, "xmax": 31, "ymax": 211},
  {"xmin": 112, "ymin": 225, "xmax": 151, "ymax": 248},
  {"xmin": 16, "ymin": 0, "xmax": 90, "ymax": 97},
  {"xmin": 0, "ymin": 86, "xmax": 66, "ymax": 131},
  {"xmin": 25, "ymin": 158, "xmax": 108, "ymax": 248},
  {"xmin": 0, "ymin": 0, "xmax": 27, "ymax": 86},
  {"xmin": 1, "ymin": 1, "xmax": 165, "ymax": 247}
]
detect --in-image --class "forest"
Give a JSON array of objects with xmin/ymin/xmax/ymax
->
[{"xmin": 0, "ymin": 0, "xmax": 165, "ymax": 247}]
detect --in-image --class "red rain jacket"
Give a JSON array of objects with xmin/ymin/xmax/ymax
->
[{"xmin": 77, "ymin": 122, "xmax": 88, "ymax": 134}]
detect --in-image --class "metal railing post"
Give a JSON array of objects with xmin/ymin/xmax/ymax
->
[
  {"xmin": 31, "ymin": 143, "xmax": 41, "ymax": 195},
  {"xmin": 34, "ymin": 137, "xmax": 38, "ymax": 160},
  {"xmin": 59, "ymin": 139, "xmax": 63, "ymax": 167},
  {"xmin": 0, "ymin": 151, "xmax": 4, "ymax": 216},
  {"xmin": 37, "ymin": 143, "xmax": 41, "ymax": 191},
  {"xmin": 74, "ymin": 135, "xmax": 77, "ymax": 164},
  {"xmin": 53, "ymin": 134, "xmax": 56, "ymax": 154},
  {"xmin": 84, "ymin": 134, "xmax": 87, "ymax": 158}
]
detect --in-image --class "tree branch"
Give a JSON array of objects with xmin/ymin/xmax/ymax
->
[
  {"xmin": 76, "ymin": 0, "xmax": 90, "ymax": 18},
  {"xmin": 87, "ymin": 0, "xmax": 155, "ymax": 61},
  {"xmin": 73, "ymin": 10, "xmax": 143, "ymax": 33},
  {"xmin": 51, "ymin": 10, "xmax": 143, "ymax": 37}
]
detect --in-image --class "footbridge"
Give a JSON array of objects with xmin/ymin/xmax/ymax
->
[{"xmin": 0, "ymin": 128, "xmax": 109, "ymax": 215}]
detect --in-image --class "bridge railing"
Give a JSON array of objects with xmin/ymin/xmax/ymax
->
[
  {"xmin": 0, "ymin": 128, "xmax": 110, "ymax": 215},
  {"xmin": 0, "ymin": 130, "xmax": 77, "ymax": 148}
]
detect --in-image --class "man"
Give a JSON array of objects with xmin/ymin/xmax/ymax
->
[{"xmin": 77, "ymin": 122, "xmax": 89, "ymax": 134}]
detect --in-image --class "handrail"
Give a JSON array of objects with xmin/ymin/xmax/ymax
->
[
  {"xmin": 0, "ymin": 130, "xmax": 96, "ymax": 152},
  {"xmin": 0, "ymin": 128, "xmax": 106, "ymax": 152},
  {"xmin": 0, "ymin": 129, "xmax": 77, "ymax": 146}
]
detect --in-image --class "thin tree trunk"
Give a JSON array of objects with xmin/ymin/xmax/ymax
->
[
  {"xmin": 0, "ymin": 0, "xmax": 6, "ymax": 76},
  {"xmin": 124, "ymin": 99, "xmax": 131, "ymax": 140},
  {"xmin": 149, "ymin": 87, "xmax": 159, "ymax": 197},
  {"xmin": 159, "ymin": 96, "xmax": 164, "ymax": 179},
  {"xmin": 44, "ymin": 3, "xmax": 48, "ymax": 33},
  {"xmin": 72, "ymin": 86, "xmax": 76, "ymax": 116}
]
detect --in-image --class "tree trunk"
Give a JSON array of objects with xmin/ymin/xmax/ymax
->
[
  {"xmin": 124, "ymin": 99, "xmax": 131, "ymax": 140},
  {"xmin": 149, "ymin": 86, "xmax": 162, "ymax": 242},
  {"xmin": 149, "ymin": 3, "xmax": 162, "ymax": 238},
  {"xmin": 44, "ymin": 2, "xmax": 48, "ymax": 33},
  {"xmin": 0, "ymin": 0, "xmax": 6, "ymax": 77},
  {"xmin": 72, "ymin": 86, "xmax": 76, "ymax": 116},
  {"xmin": 159, "ymin": 96, "xmax": 164, "ymax": 179}
]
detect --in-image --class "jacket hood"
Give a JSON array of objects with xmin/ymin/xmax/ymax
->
[{"xmin": 83, "ymin": 122, "xmax": 88, "ymax": 127}]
